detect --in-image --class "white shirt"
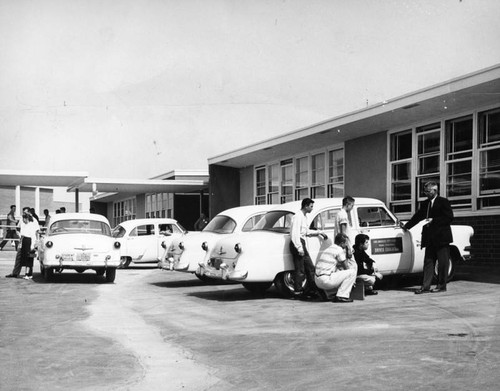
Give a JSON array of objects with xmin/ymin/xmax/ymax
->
[
  {"xmin": 315, "ymin": 244, "xmax": 347, "ymax": 276},
  {"xmin": 335, "ymin": 208, "xmax": 351, "ymax": 238},
  {"xmin": 290, "ymin": 211, "xmax": 309, "ymax": 253},
  {"xmin": 19, "ymin": 219, "xmax": 40, "ymax": 250}
]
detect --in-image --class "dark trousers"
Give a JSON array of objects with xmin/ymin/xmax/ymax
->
[
  {"xmin": 289, "ymin": 239, "xmax": 317, "ymax": 294},
  {"xmin": 422, "ymin": 245, "xmax": 450, "ymax": 290},
  {"xmin": 11, "ymin": 248, "xmax": 23, "ymax": 277},
  {"xmin": 0, "ymin": 229, "xmax": 19, "ymax": 251}
]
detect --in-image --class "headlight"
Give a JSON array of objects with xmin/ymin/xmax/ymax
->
[
  {"xmin": 179, "ymin": 242, "xmax": 184, "ymax": 250},
  {"xmin": 234, "ymin": 243, "xmax": 242, "ymax": 253},
  {"xmin": 46, "ymin": 241, "xmax": 53, "ymax": 248},
  {"xmin": 201, "ymin": 242, "xmax": 208, "ymax": 251},
  {"xmin": 114, "ymin": 241, "xmax": 121, "ymax": 249}
]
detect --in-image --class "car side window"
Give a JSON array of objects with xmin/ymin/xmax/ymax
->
[
  {"xmin": 311, "ymin": 209, "xmax": 339, "ymax": 231},
  {"xmin": 242, "ymin": 213, "xmax": 266, "ymax": 232},
  {"xmin": 357, "ymin": 207, "xmax": 396, "ymax": 227},
  {"xmin": 136, "ymin": 224, "xmax": 156, "ymax": 236}
]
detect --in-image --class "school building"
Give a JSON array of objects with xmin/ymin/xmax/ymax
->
[{"xmin": 207, "ymin": 64, "xmax": 500, "ymax": 266}]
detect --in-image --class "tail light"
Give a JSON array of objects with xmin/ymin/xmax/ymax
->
[
  {"xmin": 114, "ymin": 241, "xmax": 121, "ymax": 249},
  {"xmin": 46, "ymin": 241, "xmax": 53, "ymax": 248},
  {"xmin": 201, "ymin": 242, "xmax": 208, "ymax": 251}
]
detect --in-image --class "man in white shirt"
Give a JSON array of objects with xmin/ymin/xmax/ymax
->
[
  {"xmin": 335, "ymin": 196, "xmax": 355, "ymax": 240},
  {"xmin": 289, "ymin": 198, "xmax": 327, "ymax": 299}
]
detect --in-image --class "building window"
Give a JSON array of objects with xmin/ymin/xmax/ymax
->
[
  {"xmin": 255, "ymin": 166, "xmax": 266, "ymax": 205},
  {"xmin": 267, "ymin": 163, "xmax": 279, "ymax": 204},
  {"xmin": 389, "ymin": 106, "xmax": 500, "ymax": 215},
  {"xmin": 445, "ymin": 115, "xmax": 473, "ymax": 210},
  {"xmin": 311, "ymin": 153, "xmax": 326, "ymax": 198},
  {"xmin": 254, "ymin": 146, "xmax": 343, "ymax": 205},
  {"xmin": 328, "ymin": 148, "xmax": 344, "ymax": 198},
  {"xmin": 295, "ymin": 156, "xmax": 309, "ymax": 200},
  {"xmin": 113, "ymin": 198, "xmax": 136, "ymax": 227},
  {"xmin": 281, "ymin": 159, "xmax": 293, "ymax": 203},
  {"xmin": 416, "ymin": 123, "xmax": 441, "ymax": 198},
  {"xmin": 390, "ymin": 130, "xmax": 412, "ymax": 213},
  {"xmin": 478, "ymin": 108, "xmax": 500, "ymax": 208}
]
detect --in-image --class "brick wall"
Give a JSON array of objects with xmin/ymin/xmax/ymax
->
[{"xmin": 454, "ymin": 215, "xmax": 500, "ymax": 267}]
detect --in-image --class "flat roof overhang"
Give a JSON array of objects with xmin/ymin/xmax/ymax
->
[
  {"xmin": 0, "ymin": 170, "xmax": 89, "ymax": 188},
  {"xmin": 209, "ymin": 64, "xmax": 500, "ymax": 168},
  {"xmin": 68, "ymin": 177, "xmax": 209, "ymax": 203}
]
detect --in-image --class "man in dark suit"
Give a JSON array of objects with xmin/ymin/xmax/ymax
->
[{"xmin": 402, "ymin": 181, "xmax": 454, "ymax": 294}]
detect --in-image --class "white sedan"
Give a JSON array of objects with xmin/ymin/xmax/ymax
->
[
  {"xmin": 38, "ymin": 213, "xmax": 121, "ymax": 282},
  {"xmin": 158, "ymin": 205, "xmax": 274, "ymax": 281},
  {"xmin": 112, "ymin": 218, "xmax": 186, "ymax": 268},
  {"xmin": 199, "ymin": 198, "xmax": 474, "ymax": 296}
]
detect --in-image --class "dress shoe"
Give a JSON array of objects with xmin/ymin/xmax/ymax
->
[
  {"xmin": 365, "ymin": 290, "xmax": 378, "ymax": 295},
  {"xmin": 431, "ymin": 287, "xmax": 447, "ymax": 293},
  {"xmin": 333, "ymin": 296, "xmax": 353, "ymax": 303},
  {"xmin": 414, "ymin": 288, "xmax": 431, "ymax": 294},
  {"xmin": 5, "ymin": 274, "xmax": 18, "ymax": 278}
]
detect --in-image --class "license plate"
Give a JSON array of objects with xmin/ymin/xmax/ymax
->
[
  {"xmin": 77, "ymin": 253, "xmax": 91, "ymax": 262},
  {"xmin": 209, "ymin": 258, "xmax": 223, "ymax": 270},
  {"xmin": 61, "ymin": 253, "xmax": 73, "ymax": 261}
]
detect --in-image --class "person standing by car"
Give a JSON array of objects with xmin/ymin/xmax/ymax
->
[
  {"xmin": 0, "ymin": 205, "xmax": 19, "ymax": 251},
  {"xmin": 19, "ymin": 212, "xmax": 40, "ymax": 280},
  {"xmin": 401, "ymin": 181, "xmax": 454, "ymax": 294},
  {"xmin": 289, "ymin": 198, "xmax": 326, "ymax": 299},
  {"xmin": 5, "ymin": 207, "xmax": 39, "ymax": 278},
  {"xmin": 315, "ymin": 233, "xmax": 357, "ymax": 303},
  {"xmin": 43, "ymin": 209, "xmax": 51, "ymax": 228}
]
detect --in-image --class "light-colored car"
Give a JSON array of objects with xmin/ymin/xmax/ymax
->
[
  {"xmin": 37, "ymin": 213, "xmax": 121, "ymax": 282},
  {"xmin": 112, "ymin": 218, "xmax": 186, "ymax": 268},
  {"xmin": 158, "ymin": 205, "xmax": 275, "ymax": 281},
  {"xmin": 199, "ymin": 198, "xmax": 474, "ymax": 296}
]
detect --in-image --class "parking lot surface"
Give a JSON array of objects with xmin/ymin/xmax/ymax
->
[{"xmin": 1, "ymin": 248, "xmax": 499, "ymax": 391}]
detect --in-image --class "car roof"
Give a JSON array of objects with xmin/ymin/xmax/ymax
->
[
  {"xmin": 49, "ymin": 212, "xmax": 111, "ymax": 225},
  {"xmin": 216, "ymin": 204, "xmax": 276, "ymax": 220},
  {"xmin": 116, "ymin": 218, "xmax": 179, "ymax": 229},
  {"xmin": 267, "ymin": 197, "xmax": 386, "ymax": 213}
]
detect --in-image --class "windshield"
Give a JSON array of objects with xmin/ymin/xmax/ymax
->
[
  {"xmin": 252, "ymin": 210, "xmax": 294, "ymax": 233},
  {"xmin": 202, "ymin": 215, "xmax": 236, "ymax": 234},
  {"xmin": 49, "ymin": 219, "xmax": 112, "ymax": 236}
]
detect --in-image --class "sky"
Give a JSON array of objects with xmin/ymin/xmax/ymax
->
[{"xmin": 1, "ymin": 0, "xmax": 500, "ymax": 180}]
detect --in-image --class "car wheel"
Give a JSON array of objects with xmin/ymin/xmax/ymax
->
[
  {"xmin": 274, "ymin": 271, "xmax": 307, "ymax": 298},
  {"xmin": 95, "ymin": 269, "xmax": 105, "ymax": 276},
  {"xmin": 242, "ymin": 281, "xmax": 273, "ymax": 294},
  {"xmin": 119, "ymin": 257, "xmax": 132, "ymax": 269},
  {"xmin": 433, "ymin": 254, "xmax": 455, "ymax": 283},
  {"xmin": 105, "ymin": 268, "xmax": 116, "ymax": 283}
]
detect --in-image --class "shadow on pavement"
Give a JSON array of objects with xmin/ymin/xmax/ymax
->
[{"xmin": 29, "ymin": 271, "xmax": 111, "ymax": 285}]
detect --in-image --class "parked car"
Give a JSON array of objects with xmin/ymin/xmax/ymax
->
[
  {"xmin": 37, "ymin": 213, "xmax": 121, "ymax": 282},
  {"xmin": 112, "ymin": 218, "xmax": 186, "ymax": 268},
  {"xmin": 158, "ymin": 205, "xmax": 275, "ymax": 281},
  {"xmin": 198, "ymin": 198, "xmax": 474, "ymax": 296}
]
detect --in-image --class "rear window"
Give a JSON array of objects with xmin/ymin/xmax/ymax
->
[
  {"xmin": 111, "ymin": 225, "xmax": 126, "ymax": 238},
  {"xmin": 49, "ymin": 219, "xmax": 111, "ymax": 236},
  {"xmin": 203, "ymin": 215, "xmax": 236, "ymax": 234},
  {"xmin": 252, "ymin": 211, "xmax": 293, "ymax": 233}
]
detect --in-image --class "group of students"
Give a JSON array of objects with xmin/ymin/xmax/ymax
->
[
  {"xmin": 2, "ymin": 206, "xmax": 66, "ymax": 280},
  {"xmin": 290, "ymin": 196, "xmax": 382, "ymax": 303},
  {"xmin": 290, "ymin": 181, "xmax": 454, "ymax": 302}
]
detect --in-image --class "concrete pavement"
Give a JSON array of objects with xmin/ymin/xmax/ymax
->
[{"xmin": 1, "ymin": 248, "xmax": 499, "ymax": 390}]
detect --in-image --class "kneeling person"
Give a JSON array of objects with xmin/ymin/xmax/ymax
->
[
  {"xmin": 353, "ymin": 234, "xmax": 382, "ymax": 295},
  {"xmin": 314, "ymin": 233, "xmax": 357, "ymax": 303}
]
